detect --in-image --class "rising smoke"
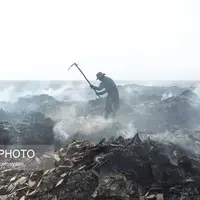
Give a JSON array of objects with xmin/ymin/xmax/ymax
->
[{"xmin": 0, "ymin": 80, "xmax": 200, "ymax": 151}]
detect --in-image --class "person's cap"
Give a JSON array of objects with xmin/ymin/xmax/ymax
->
[{"xmin": 96, "ymin": 72, "xmax": 105, "ymax": 80}]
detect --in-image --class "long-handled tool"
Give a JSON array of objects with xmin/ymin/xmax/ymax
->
[{"xmin": 68, "ymin": 63, "xmax": 100, "ymax": 98}]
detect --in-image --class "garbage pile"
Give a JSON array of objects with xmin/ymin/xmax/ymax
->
[
  {"xmin": 0, "ymin": 133, "xmax": 200, "ymax": 200},
  {"xmin": 0, "ymin": 94, "xmax": 59, "ymax": 113},
  {"xmin": 1, "ymin": 87, "xmax": 200, "ymax": 134},
  {"xmin": 0, "ymin": 110, "xmax": 55, "ymax": 145}
]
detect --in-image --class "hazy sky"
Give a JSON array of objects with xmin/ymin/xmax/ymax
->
[{"xmin": 0, "ymin": 0, "xmax": 200, "ymax": 80}]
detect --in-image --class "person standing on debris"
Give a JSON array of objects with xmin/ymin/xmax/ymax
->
[{"xmin": 90, "ymin": 72, "xmax": 120, "ymax": 119}]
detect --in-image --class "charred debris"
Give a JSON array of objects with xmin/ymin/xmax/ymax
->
[
  {"xmin": 0, "ymin": 133, "xmax": 199, "ymax": 200},
  {"xmin": 0, "ymin": 87, "xmax": 199, "ymax": 199}
]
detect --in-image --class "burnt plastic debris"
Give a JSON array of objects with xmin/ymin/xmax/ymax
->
[{"xmin": 0, "ymin": 134, "xmax": 199, "ymax": 200}]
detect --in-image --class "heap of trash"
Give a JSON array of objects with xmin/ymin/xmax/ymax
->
[
  {"xmin": 0, "ymin": 110, "xmax": 55, "ymax": 145},
  {"xmin": 0, "ymin": 133, "xmax": 200, "ymax": 200}
]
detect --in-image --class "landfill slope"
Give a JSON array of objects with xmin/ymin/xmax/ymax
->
[
  {"xmin": 0, "ymin": 83, "xmax": 200, "ymax": 199},
  {"xmin": 0, "ymin": 133, "xmax": 199, "ymax": 200},
  {"xmin": 0, "ymin": 110, "xmax": 55, "ymax": 145}
]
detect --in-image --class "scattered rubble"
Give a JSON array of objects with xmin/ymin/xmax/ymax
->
[
  {"xmin": 0, "ymin": 134, "xmax": 199, "ymax": 200},
  {"xmin": 0, "ymin": 85, "xmax": 199, "ymax": 199},
  {"xmin": 0, "ymin": 111, "xmax": 55, "ymax": 145}
]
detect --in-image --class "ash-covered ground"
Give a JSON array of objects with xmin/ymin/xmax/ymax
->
[
  {"xmin": 0, "ymin": 80, "xmax": 200, "ymax": 145},
  {"xmin": 0, "ymin": 80, "xmax": 200, "ymax": 199}
]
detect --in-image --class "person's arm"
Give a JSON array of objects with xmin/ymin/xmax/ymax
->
[
  {"xmin": 90, "ymin": 82, "xmax": 107, "ymax": 95},
  {"xmin": 90, "ymin": 82, "xmax": 104, "ymax": 91},
  {"xmin": 97, "ymin": 89, "xmax": 107, "ymax": 95}
]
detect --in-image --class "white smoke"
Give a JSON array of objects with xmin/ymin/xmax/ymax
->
[
  {"xmin": 41, "ymin": 82, "xmax": 92, "ymax": 101},
  {"xmin": 53, "ymin": 120, "xmax": 69, "ymax": 140},
  {"xmin": 1, "ymin": 80, "xmax": 199, "ymax": 154},
  {"xmin": 145, "ymin": 130, "xmax": 200, "ymax": 156},
  {"xmin": 161, "ymin": 92, "xmax": 173, "ymax": 100},
  {"xmin": 53, "ymin": 114, "xmax": 114, "ymax": 140},
  {"xmin": 0, "ymin": 80, "xmax": 187, "ymax": 103},
  {"xmin": 0, "ymin": 81, "xmax": 52, "ymax": 102},
  {"xmin": 193, "ymin": 84, "xmax": 200, "ymax": 97},
  {"xmin": 0, "ymin": 81, "xmax": 98, "ymax": 103},
  {"xmin": 0, "ymin": 85, "xmax": 45, "ymax": 102},
  {"xmin": 41, "ymin": 84, "xmax": 70, "ymax": 98},
  {"xmin": 118, "ymin": 122, "xmax": 137, "ymax": 139}
]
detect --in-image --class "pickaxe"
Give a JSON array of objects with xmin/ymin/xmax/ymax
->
[{"xmin": 68, "ymin": 63, "xmax": 100, "ymax": 98}]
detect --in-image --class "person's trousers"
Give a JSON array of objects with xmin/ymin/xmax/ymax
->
[{"xmin": 104, "ymin": 87, "xmax": 119, "ymax": 119}]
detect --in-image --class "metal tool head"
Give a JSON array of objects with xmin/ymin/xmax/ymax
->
[
  {"xmin": 68, "ymin": 63, "xmax": 78, "ymax": 71},
  {"xmin": 68, "ymin": 63, "xmax": 75, "ymax": 71}
]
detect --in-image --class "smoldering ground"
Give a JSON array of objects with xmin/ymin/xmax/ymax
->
[{"xmin": 0, "ymin": 81, "xmax": 200, "ymax": 153}]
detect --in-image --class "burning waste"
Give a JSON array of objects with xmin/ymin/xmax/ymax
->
[
  {"xmin": 0, "ymin": 82, "xmax": 199, "ymax": 199},
  {"xmin": 0, "ymin": 133, "xmax": 199, "ymax": 200}
]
